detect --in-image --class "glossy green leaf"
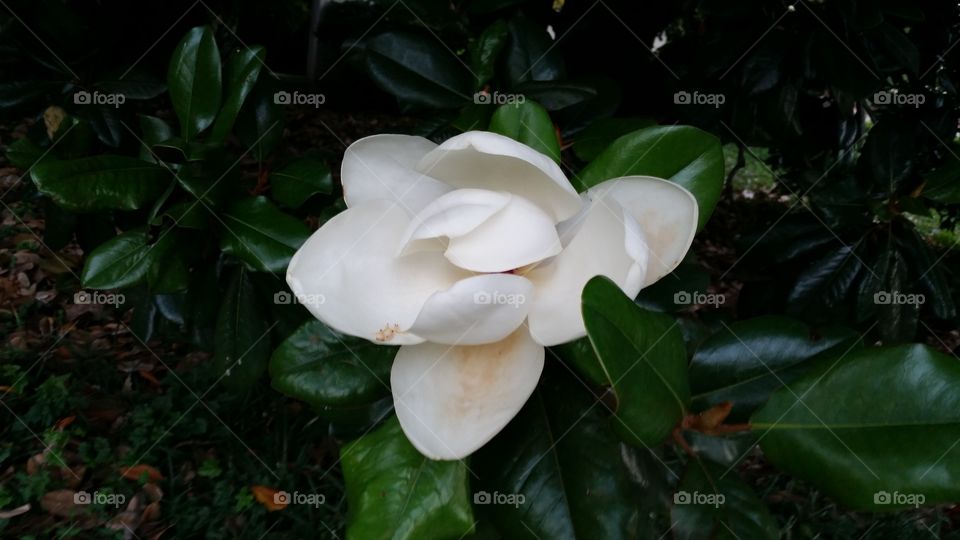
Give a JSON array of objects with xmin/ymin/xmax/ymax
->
[
  {"xmin": 895, "ymin": 225, "xmax": 956, "ymax": 320},
  {"xmin": 168, "ymin": 26, "xmax": 222, "ymax": 141},
  {"xmin": 210, "ymin": 46, "xmax": 265, "ymax": 142},
  {"xmin": 671, "ymin": 458, "xmax": 778, "ymax": 540},
  {"xmin": 474, "ymin": 366, "xmax": 666, "ymax": 539},
  {"xmin": 138, "ymin": 115, "xmax": 174, "ymax": 162},
  {"xmin": 581, "ymin": 276, "xmax": 690, "ymax": 447},
  {"xmin": 160, "ymin": 201, "xmax": 207, "ymax": 229},
  {"xmin": 504, "ymin": 15, "xmax": 565, "ymax": 86},
  {"xmin": 875, "ymin": 250, "xmax": 918, "ymax": 342},
  {"xmin": 6, "ymin": 136, "xmax": 49, "ymax": 170},
  {"xmin": 859, "ymin": 120, "xmax": 914, "ymax": 192},
  {"xmin": 689, "ymin": 316, "xmax": 860, "ymax": 421},
  {"xmin": 236, "ymin": 86, "xmax": 284, "ymax": 161},
  {"xmin": 269, "ymin": 320, "xmax": 395, "ymax": 411},
  {"xmin": 578, "ymin": 125, "xmax": 725, "ymax": 230},
  {"xmin": 573, "ymin": 117, "xmax": 654, "ymax": 162},
  {"xmin": 362, "ymin": 31, "xmax": 473, "ymax": 109},
  {"xmin": 32, "ymin": 156, "xmax": 169, "ymax": 212},
  {"xmin": 514, "ymin": 81, "xmax": 597, "ymax": 111},
  {"xmin": 213, "ymin": 268, "xmax": 272, "ymax": 392},
  {"xmin": 269, "ymin": 157, "xmax": 332, "ymax": 208},
  {"xmin": 470, "ymin": 20, "xmax": 508, "ymax": 88},
  {"xmin": 220, "ymin": 196, "xmax": 310, "ymax": 273},
  {"xmin": 146, "ymin": 229, "xmax": 191, "ymax": 294},
  {"xmin": 341, "ymin": 416, "xmax": 474, "ymax": 540},
  {"xmin": 81, "ymin": 229, "xmax": 153, "ymax": 289},
  {"xmin": 786, "ymin": 243, "xmax": 864, "ymax": 317},
  {"xmin": 923, "ymin": 151, "xmax": 960, "ymax": 204},
  {"xmin": 752, "ymin": 344, "xmax": 960, "ymax": 510},
  {"xmin": 488, "ymin": 100, "xmax": 559, "ymax": 162}
]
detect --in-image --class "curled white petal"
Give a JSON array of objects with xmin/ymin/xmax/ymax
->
[
  {"xmin": 416, "ymin": 131, "xmax": 582, "ymax": 221},
  {"xmin": 391, "ymin": 328, "xmax": 544, "ymax": 460},
  {"xmin": 400, "ymin": 189, "xmax": 562, "ymax": 273},
  {"xmin": 407, "ymin": 273, "xmax": 533, "ymax": 345},
  {"xmin": 526, "ymin": 176, "xmax": 696, "ymax": 346}
]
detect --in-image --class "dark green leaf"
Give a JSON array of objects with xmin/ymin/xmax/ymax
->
[
  {"xmin": 138, "ymin": 115, "xmax": 174, "ymax": 162},
  {"xmin": 167, "ymin": 26, "xmax": 222, "ymax": 141},
  {"xmin": 572, "ymin": 117, "xmax": 654, "ymax": 162},
  {"xmin": 80, "ymin": 229, "xmax": 153, "ymax": 289},
  {"xmin": 895, "ymin": 225, "xmax": 956, "ymax": 319},
  {"xmin": 213, "ymin": 268, "xmax": 272, "ymax": 392},
  {"xmin": 470, "ymin": 20, "xmax": 509, "ymax": 88},
  {"xmin": 578, "ymin": 125, "xmax": 725, "ymax": 230},
  {"xmin": 689, "ymin": 316, "xmax": 860, "ymax": 421},
  {"xmin": 341, "ymin": 416, "xmax": 474, "ymax": 539},
  {"xmin": 504, "ymin": 15, "xmax": 565, "ymax": 86},
  {"xmin": 474, "ymin": 367, "xmax": 664, "ymax": 539},
  {"xmin": 488, "ymin": 100, "xmax": 559, "ymax": 162},
  {"xmin": 236, "ymin": 85, "xmax": 284, "ymax": 161},
  {"xmin": 5, "ymin": 136, "xmax": 50, "ymax": 170},
  {"xmin": 270, "ymin": 320, "xmax": 395, "ymax": 411},
  {"xmin": 514, "ymin": 80, "xmax": 597, "ymax": 111},
  {"xmin": 581, "ymin": 276, "xmax": 690, "ymax": 447},
  {"xmin": 210, "ymin": 46, "xmax": 265, "ymax": 142},
  {"xmin": 671, "ymin": 458, "xmax": 778, "ymax": 540},
  {"xmin": 875, "ymin": 251, "xmax": 919, "ymax": 342},
  {"xmin": 362, "ymin": 31, "xmax": 473, "ymax": 109},
  {"xmin": 146, "ymin": 229, "xmax": 191, "ymax": 294},
  {"xmin": 859, "ymin": 120, "xmax": 914, "ymax": 192},
  {"xmin": 220, "ymin": 196, "xmax": 310, "ymax": 273},
  {"xmin": 923, "ymin": 151, "xmax": 960, "ymax": 204},
  {"xmin": 269, "ymin": 157, "xmax": 332, "ymax": 208},
  {"xmin": 32, "ymin": 156, "xmax": 169, "ymax": 212},
  {"xmin": 752, "ymin": 344, "xmax": 960, "ymax": 510}
]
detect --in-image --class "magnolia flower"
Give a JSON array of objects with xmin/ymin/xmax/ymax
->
[{"xmin": 287, "ymin": 131, "xmax": 697, "ymax": 460}]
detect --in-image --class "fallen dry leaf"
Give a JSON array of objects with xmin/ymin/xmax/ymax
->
[
  {"xmin": 250, "ymin": 485, "xmax": 287, "ymax": 512},
  {"xmin": 120, "ymin": 465, "xmax": 164, "ymax": 482}
]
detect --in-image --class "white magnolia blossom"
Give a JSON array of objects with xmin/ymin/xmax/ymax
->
[{"xmin": 287, "ymin": 131, "xmax": 698, "ymax": 460}]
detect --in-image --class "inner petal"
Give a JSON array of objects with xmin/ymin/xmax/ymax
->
[{"xmin": 400, "ymin": 189, "xmax": 563, "ymax": 273}]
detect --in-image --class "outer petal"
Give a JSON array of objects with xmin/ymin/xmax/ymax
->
[
  {"xmin": 408, "ymin": 273, "xmax": 533, "ymax": 345},
  {"xmin": 525, "ymin": 176, "xmax": 697, "ymax": 346},
  {"xmin": 525, "ymin": 198, "xmax": 649, "ymax": 347},
  {"xmin": 416, "ymin": 131, "xmax": 582, "ymax": 221},
  {"xmin": 590, "ymin": 176, "xmax": 698, "ymax": 285},
  {"xmin": 341, "ymin": 134, "xmax": 452, "ymax": 214},
  {"xmin": 400, "ymin": 189, "xmax": 562, "ymax": 272},
  {"xmin": 391, "ymin": 328, "xmax": 544, "ymax": 460},
  {"xmin": 286, "ymin": 200, "xmax": 469, "ymax": 344}
]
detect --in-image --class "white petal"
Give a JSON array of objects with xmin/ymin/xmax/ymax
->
[
  {"xmin": 408, "ymin": 273, "xmax": 533, "ymax": 345},
  {"xmin": 526, "ymin": 176, "xmax": 697, "ymax": 346},
  {"xmin": 400, "ymin": 189, "xmax": 562, "ymax": 273},
  {"xmin": 416, "ymin": 131, "xmax": 581, "ymax": 221},
  {"xmin": 398, "ymin": 189, "xmax": 511, "ymax": 256},
  {"xmin": 391, "ymin": 329, "xmax": 544, "ymax": 460},
  {"xmin": 590, "ymin": 176, "xmax": 699, "ymax": 285},
  {"xmin": 341, "ymin": 134, "xmax": 452, "ymax": 215},
  {"xmin": 525, "ymin": 197, "xmax": 649, "ymax": 346},
  {"xmin": 286, "ymin": 200, "xmax": 469, "ymax": 344}
]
